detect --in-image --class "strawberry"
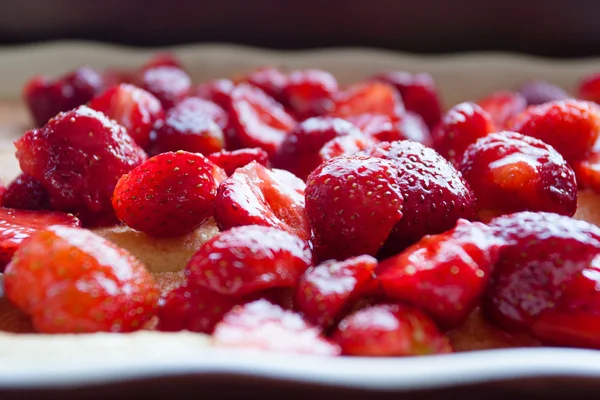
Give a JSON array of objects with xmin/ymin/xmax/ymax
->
[
  {"xmin": 431, "ymin": 102, "xmax": 495, "ymax": 165},
  {"xmin": 150, "ymin": 97, "xmax": 226, "ymax": 155},
  {"xmin": 113, "ymin": 151, "xmax": 224, "ymax": 237},
  {"xmin": 374, "ymin": 71, "xmax": 442, "ymax": 129},
  {"xmin": 507, "ymin": 99, "xmax": 600, "ymax": 163},
  {"xmin": 574, "ymin": 152, "xmax": 600, "ymax": 193},
  {"xmin": 377, "ymin": 220, "xmax": 500, "ymax": 328},
  {"xmin": 329, "ymin": 82, "xmax": 404, "ymax": 121},
  {"xmin": 15, "ymin": 106, "xmax": 147, "ymax": 225},
  {"xmin": 272, "ymin": 117, "xmax": 362, "ymax": 180},
  {"xmin": 207, "ymin": 147, "xmax": 269, "ymax": 176},
  {"xmin": 2, "ymin": 173, "xmax": 51, "ymax": 211},
  {"xmin": 227, "ymin": 84, "xmax": 296, "ymax": 157},
  {"xmin": 186, "ymin": 225, "xmax": 312, "ymax": 297},
  {"xmin": 135, "ymin": 66, "xmax": 191, "ymax": 109},
  {"xmin": 360, "ymin": 140, "xmax": 477, "ymax": 256},
  {"xmin": 214, "ymin": 162, "xmax": 309, "ymax": 240},
  {"xmin": 194, "ymin": 79, "xmax": 235, "ymax": 109},
  {"xmin": 295, "ymin": 255, "xmax": 377, "ymax": 328},
  {"xmin": 458, "ymin": 131, "xmax": 577, "ymax": 220},
  {"xmin": 331, "ymin": 303, "xmax": 452, "ymax": 356},
  {"xmin": 141, "ymin": 52, "xmax": 184, "ymax": 70},
  {"xmin": 281, "ymin": 69, "xmax": 338, "ymax": 119},
  {"xmin": 243, "ymin": 67, "xmax": 288, "ymax": 102},
  {"xmin": 517, "ymin": 80, "xmax": 570, "ymax": 106},
  {"xmin": 347, "ymin": 114, "xmax": 402, "ymax": 142},
  {"xmin": 397, "ymin": 112, "xmax": 433, "ymax": 146},
  {"xmin": 23, "ymin": 66, "xmax": 103, "ymax": 127},
  {"xmin": 578, "ymin": 73, "xmax": 600, "ymax": 104},
  {"xmin": 3, "ymin": 225, "xmax": 158, "ymax": 333},
  {"xmin": 213, "ymin": 299, "xmax": 340, "ymax": 355},
  {"xmin": 88, "ymin": 83, "xmax": 164, "ymax": 149},
  {"xmin": 485, "ymin": 212, "xmax": 600, "ymax": 335},
  {"xmin": 319, "ymin": 135, "xmax": 378, "ymax": 161},
  {"xmin": 477, "ymin": 91, "xmax": 526, "ymax": 129},
  {"xmin": 305, "ymin": 155, "xmax": 404, "ymax": 261},
  {"xmin": 0, "ymin": 208, "xmax": 80, "ymax": 269}
]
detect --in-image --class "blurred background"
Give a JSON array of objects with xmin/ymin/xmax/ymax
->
[{"xmin": 1, "ymin": 0, "xmax": 599, "ymax": 57}]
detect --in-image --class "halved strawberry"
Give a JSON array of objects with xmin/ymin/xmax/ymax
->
[
  {"xmin": 477, "ymin": 91, "xmax": 526, "ymax": 129},
  {"xmin": 331, "ymin": 303, "xmax": 452, "ymax": 356},
  {"xmin": 397, "ymin": 112, "xmax": 433, "ymax": 146},
  {"xmin": 214, "ymin": 161, "xmax": 309, "ymax": 240},
  {"xmin": 0, "ymin": 208, "xmax": 80, "ymax": 269},
  {"xmin": 243, "ymin": 67, "xmax": 288, "ymax": 102},
  {"xmin": 295, "ymin": 255, "xmax": 377, "ymax": 328},
  {"xmin": 329, "ymin": 82, "xmax": 404, "ymax": 121},
  {"xmin": 186, "ymin": 225, "xmax": 312, "ymax": 297},
  {"xmin": 347, "ymin": 114, "xmax": 402, "ymax": 142},
  {"xmin": 213, "ymin": 299, "xmax": 340, "ymax": 355},
  {"xmin": 207, "ymin": 147, "xmax": 269, "ymax": 176},
  {"xmin": 2, "ymin": 173, "xmax": 51, "ymax": 211},
  {"xmin": 282, "ymin": 69, "xmax": 338, "ymax": 119},
  {"xmin": 194, "ymin": 79, "xmax": 236, "ymax": 109},
  {"xmin": 135, "ymin": 66, "xmax": 191, "ymax": 109},
  {"xmin": 318, "ymin": 135, "xmax": 378, "ymax": 161},
  {"xmin": 574, "ymin": 152, "xmax": 600, "ymax": 193},
  {"xmin": 377, "ymin": 220, "xmax": 500, "ymax": 328}
]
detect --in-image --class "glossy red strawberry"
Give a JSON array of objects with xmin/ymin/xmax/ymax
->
[
  {"xmin": 207, "ymin": 147, "xmax": 269, "ymax": 176},
  {"xmin": 377, "ymin": 220, "xmax": 500, "ymax": 328},
  {"xmin": 186, "ymin": 225, "xmax": 312, "ymax": 297},
  {"xmin": 214, "ymin": 162, "xmax": 309, "ymax": 240},
  {"xmin": 295, "ymin": 255, "xmax": 377, "ymax": 328},
  {"xmin": 3, "ymin": 225, "xmax": 158, "ymax": 333},
  {"xmin": 135, "ymin": 66, "xmax": 191, "ymax": 109},
  {"xmin": 88, "ymin": 83, "xmax": 164, "ymax": 149},
  {"xmin": 0, "ymin": 208, "xmax": 80, "ymax": 269},
  {"xmin": 194, "ymin": 79, "xmax": 235, "ymax": 109},
  {"xmin": 282, "ymin": 69, "xmax": 338, "ymax": 119},
  {"xmin": 517, "ymin": 81, "xmax": 570, "ymax": 106},
  {"xmin": 432, "ymin": 102, "xmax": 495, "ymax": 165},
  {"xmin": 348, "ymin": 114, "xmax": 402, "ymax": 142},
  {"xmin": 331, "ymin": 303, "xmax": 452, "ymax": 356},
  {"xmin": 360, "ymin": 140, "xmax": 477, "ymax": 255},
  {"xmin": 113, "ymin": 151, "xmax": 224, "ymax": 237},
  {"xmin": 305, "ymin": 155, "xmax": 404, "ymax": 261},
  {"xmin": 459, "ymin": 132, "xmax": 577, "ymax": 220},
  {"xmin": 213, "ymin": 299, "xmax": 340, "ymax": 355},
  {"xmin": 329, "ymin": 82, "xmax": 404, "ymax": 121},
  {"xmin": 15, "ymin": 106, "xmax": 147, "ymax": 224},
  {"xmin": 374, "ymin": 71, "xmax": 442, "ymax": 129},
  {"xmin": 142, "ymin": 52, "xmax": 184, "ymax": 70},
  {"xmin": 227, "ymin": 84, "xmax": 296, "ymax": 157},
  {"xmin": 23, "ymin": 66, "xmax": 103, "ymax": 126},
  {"xmin": 508, "ymin": 99, "xmax": 600, "ymax": 163},
  {"xmin": 574, "ymin": 152, "xmax": 600, "ymax": 193},
  {"xmin": 319, "ymin": 135, "xmax": 378, "ymax": 161},
  {"xmin": 578, "ymin": 73, "xmax": 600, "ymax": 104},
  {"xmin": 2, "ymin": 174, "xmax": 51, "ymax": 211},
  {"xmin": 397, "ymin": 112, "xmax": 433, "ymax": 146},
  {"xmin": 243, "ymin": 67, "xmax": 288, "ymax": 102},
  {"xmin": 477, "ymin": 91, "xmax": 526, "ymax": 129},
  {"xmin": 272, "ymin": 117, "xmax": 362, "ymax": 180}
]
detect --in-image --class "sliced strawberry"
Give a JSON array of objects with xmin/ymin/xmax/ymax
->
[
  {"xmin": 88, "ymin": 83, "xmax": 164, "ymax": 150},
  {"xmin": 517, "ymin": 80, "xmax": 570, "ymax": 106},
  {"xmin": 207, "ymin": 147, "xmax": 269, "ymax": 176},
  {"xmin": 318, "ymin": 135, "xmax": 378, "ymax": 161},
  {"xmin": 574, "ymin": 152, "xmax": 600, "ymax": 193},
  {"xmin": 135, "ymin": 66, "xmax": 191, "ymax": 109},
  {"xmin": 332, "ymin": 303, "xmax": 452, "ymax": 356},
  {"xmin": 272, "ymin": 117, "xmax": 362, "ymax": 180},
  {"xmin": 329, "ymin": 82, "xmax": 404, "ymax": 121},
  {"xmin": 186, "ymin": 225, "xmax": 312, "ymax": 297},
  {"xmin": 347, "ymin": 114, "xmax": 402, "ymax": 142},
  {"xmin": 377, "ymin": 220, "xmax": 500, "ymax": 328},
  {"xmin": 295, "ymin": 255, "xmax": 377, "ymax": 328},
  {"xmin": 194, "ymin": 79, "xmax": 236, "ymax": 109},
  {"xmin": 227, "ymin": 84, "xmax": 296, "ymax": 157},
  {"xmin": 2, "ymin": 173, "xmax": 51, "ymax": 211},
  {"xmin": 213, "ymin": 299, "xmax": 340, "ymax": 355},
  {"xmin": 477, "ymin": 91, "xmax": 527, "ymax": 129},
  {"xmin": 3, "ymin": 225, "xmax": 158, "ymax": 333},
  {"xmin": 214, "ymin": 161, "xmax": 309, "ymax": 240},
  {"xmin": 243, "ymin": 67, "xmax": 288, "ymax": 102},
  {"xmin": 282, "ymin": 69, "xmax": 338, "ymax": 119},
  {"xmin": 305, "ymin": 155, "xmax": 404, "ymax": 261}
]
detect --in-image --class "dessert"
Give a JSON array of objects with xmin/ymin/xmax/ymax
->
[{"xmin": 2, "ymin": 54, "xmax": 600, "ymax": 359}]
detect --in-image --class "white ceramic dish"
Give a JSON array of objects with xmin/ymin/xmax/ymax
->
[{"xmin": 1, "ymin": 42, "xmax": 600, "ymax": 398}]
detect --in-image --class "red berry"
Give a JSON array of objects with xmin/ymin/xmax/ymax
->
[
  {"xmin": 227, "ymin": 84, "xmax": 296, "ymax": 157},
  {"xmin": 194, "ymin": 79, "xmax": 235, "ymax": 109},
  {"xmin": 142, "ymin": 53, "xmax": 184, "ymax": 70},
  {"xmin": 23, "ymin": 67, "xmax": 103, "ymax": 127},
  {"xmin": 186, "ymin": 225, "xmax": 312, "ymax": 297},
  {"xmin": 136, "ymin": 66, "xmax": 191, "ymax": 109},
  {"xmin": 102, "ymin": 69, "xmax": 135, "ymax": 87},
  {"xmin": 347, "ymin": 114, "xmax": 402, "ymax": 142},
  {"xmin": 397, "ymin": 111, "xmax": 433, "ymax": 146},
  {"xmin": 517, "ymin": 81, "xmax": 570, "ymax": 106},
  {"xmin": 0, "ymin": 208, "xmax": 80, "ymax": 270},
  {"xmin": 377, "ymin": 220, "xmax": 500, "ymax": 328},
  {"xmin": 150, "ymin": 97, "xmax": 226, "ymax": 155},
  {"xmin": 113, "ymin": 151, "xmax": 224, "ymax": 237},
  {"xmin": 360, "ymin": 140, "xmax": 477, "ymax": 255},
  {"xmin": 319, "ymin": 135, "xmax": 378, "ymax": 162},
  {"xmin": 15, "ymin": 106, "xmax": 147, "ymax": 223},
  {"xmin": 432, "ymin": 102, "xmax": 495, "ymax": 165},
  {"xmin": 477, "ymin": 91, "xmax": 527, "ymax": 129},
  {"xmin": 282, "ymin": 69, "xmax": 338, "ymax": 120},
  {"xmin": 3, "ymin": 225, "xmax": 158, "ymax": 333},
  {"xmin": 213, "ymin": 299, "xmax": 340, "ymax": 355},
  {"xmin": 485, "ymin": 212, "xmax": 600, "ymax": 335},
  {"xmin": 306, "ymin": 155, "xmax": 404, "ymax": 261},
  {"xmin": 508, "ymin": 99, "xmax": 600, "ymax": 163},
  {"xmin": 329, "ymin": 82, "xmax": 404, "ymax": 121},
  {"xmin": 578, "ymin": 73, "xmax": 600, "ymax": 104},
  {"xmin": 331, "ymin": 303, "xmax": 452, "ymax": 356},
  {"xmin": 272, "ymin": 117, "xmax": 362, "ymax": 180},
  {"xmin": 374, "ymin": 71, "xmax": 443, "ymax": 129},
  {"xmin": 243, "ymin": 67, "xmax": 288, "ymax": 102},
  {"xmin": 88, "ymin": 83, "xmax": 164, "ymax": 150},
  {"xmin": 2, "ymin": 174, "xmax": 51, "ymax": 211},
  {"xmin": 207, "ymin": 147, "xmax": 269, "ymax": 176},
  {"xmin": 295, "ymin": 255, "xmax": 377, "ymax": 328},
  {"xmin": 459, "ymin": 131, "xmax": 577, "ymax": 220},
  {"xmin": 574, "ymin": 152, "xmax": 600, "ymax": 193},
  {"xmin": 214, "ymin": 162, "xmax": 309, "ymax": 240}
]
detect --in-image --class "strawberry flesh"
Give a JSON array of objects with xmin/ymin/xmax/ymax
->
[
  {"xmin": 329, "ymin": 82, "xmax": 404, "ymax": 121},
  {"xmin": 243, "ymin": 67, "xmax": 288, "ymax": 102},
  {"xmin": 194, "ymin": 79, "xmax": 235, "ymax": 109},
  {"xmin": 282, "ymin": 69, "xmax": 338, "ymax": 120},
  {"xmin": 208, "ymin": 147, "xmax": 269, "ymax": 176},
  {"xmin": 319, "ymin": 135, "xmax": 378, "ymax": 161}
]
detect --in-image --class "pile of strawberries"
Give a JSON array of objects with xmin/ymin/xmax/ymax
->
[{"xmin": 3, "ymin": 53, "xmax": 600, "ymax": 356}]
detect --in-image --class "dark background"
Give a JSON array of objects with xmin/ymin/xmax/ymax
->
[{"xmin": 0, "ymin": 0, "xmax": 599, "ymax": 57}]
